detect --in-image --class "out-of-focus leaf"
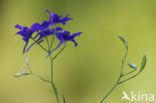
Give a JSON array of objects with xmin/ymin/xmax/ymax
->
[
  {"xmin": 140, "ymin": 54, "xmax": 147, "ymax": 72},
  {"xmin": 39, "ymin": 77, "xmax": 50, "ymax": 83},
  {"xmin": 118, "ymin": 35, "xmax": 128, "ymax": 49},
  {"xmin": 128, "ymin": 63, "xmax": 137, "ymax": 69},
  {"xmin": 63, "ymin": 95, "xmax": 66, "ymax": 103},
  {"xmin": 32, "ymin": 73, "xmax": 50, "ymax": 83},
  {"xmin": 14, "ymin": 72, "xmax": 31, "ymax": 77}
]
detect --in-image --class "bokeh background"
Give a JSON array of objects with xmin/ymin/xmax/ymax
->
[{"xmin": 0, "ymin": 0, "xmax": 155, "ymax": 103}]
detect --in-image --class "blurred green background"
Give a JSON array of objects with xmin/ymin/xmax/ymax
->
[{"xmin": 0, "ymin": 0, "xmax": 155, "ymax": 103}]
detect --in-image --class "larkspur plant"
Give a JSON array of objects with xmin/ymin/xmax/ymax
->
[
  {"xmin": 15, "ymin": 9, "xmax": 82, "ymax": 103},
  {"xmin": 15, "ymin": 10, "xmax": 147, "ymax": 103},
  {"xmin": 99, "ymin": 36, "xmax": 147, "ymax": 103}
]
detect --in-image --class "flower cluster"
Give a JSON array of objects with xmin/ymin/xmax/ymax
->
[{"xmin": 15, "ymin": 10, "xmax": 82, "ymax": 56}]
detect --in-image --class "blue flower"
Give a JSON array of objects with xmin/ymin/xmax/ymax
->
[
  {"xmin": 46, "ymin": 10, "xmax": 72, "ymax": 25},
  {"xmin": 56, "ymin": 30, "xmax": 82, "ymax": 46},
  {"xmin": 40, "ymin": 10, "xmax": 72, "ymax": 30},
  {"xmin": 15, "ymin": 23, "xmax": 40, "ymax": 53},
  {"xmin": 47, "ymin": 30, "xmax": 82, "ymax": 57},
  {"xmin": 25, "ymin": 27, "xmax": 62, "ymax": 52},
  {"xmin": 15, "ymin": 9, "xmax": 82, "ymax": 57}
]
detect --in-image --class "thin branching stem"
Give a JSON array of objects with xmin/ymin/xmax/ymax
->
[
  {"xmin": 118, "ymin": 72, "xmax": 140, "ymax": 85},
  {"xmin": 100, "ymin": 77, "xmax": 121, "ymax": 103},
  {"xmin": 50, "ymin": 25, "xmax": 56, "ymax": 50},
  {"xmin": 122, "ymin": 69, "xmax": 136, "ymax": 77},
  {"xmin": 120, "ymin": 48, "xmax": 128, "ymax": 76},
  {"xmin": 50, "ymin": 36, "xmax": 55, "ymax": 50},
  {"xmin": 30, "ymin": 37, "xmax": 49, "ymax": 53},
  {"xmin": 52, "ymin": 43, "xmax": 66, "ymax": 61},
  {"xmin": 31, "ymin": 73, "xmax": 50, "ymax": 83},
  {"xmin": 45, "ymin": 36, "xmax": 60, "ymax": 103},
  {"xmin": 100, "ymin": 47, "xmax": 128, "ymax": 103}
]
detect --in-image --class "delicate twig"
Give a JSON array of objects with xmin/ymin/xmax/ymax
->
[
  {"xmin": 122, "ymin": 69, "xmax": 136, "ymax": 77},
  {"xmin": 100, "ymin": 41, "xmax": 128, "ymax": 103},
  {"xmin": 52, "ymin": 43, "xmax": 66, "ymax": 61},
  {"xmin": 50, "ymin": 25, "xmax": 56, "ymax": 50},
  {"xmin": 100, "ymin": 77, "xmax": 120, "ymax": 103},
  {"xmin": 118, "ymin": 72, "xmax": 140, "ymax": 85},
  {"xmin": 50, "ymin": 36, "xmax": 55, "ymax": 50},
  {"xmin": 63, "ymin": 95, "xmax": 66, "ymax": 103},
  {"xmin": 31, "ymin": 73, "xmax": 50, "ymax": 83},
  {"xmin": 30, "ymin": 37, "xmax": 49, "ymax": 53},
  {"xmin": 51, "ymin": 82, "xmax": 60, "ymax": 103},
  {"xmin": 100, "ymin": 36, "xmax": 147, "ymax": 103},
  {"xmin": 45, "ymin": 35, "xmax": 60, "ymax": 103}
]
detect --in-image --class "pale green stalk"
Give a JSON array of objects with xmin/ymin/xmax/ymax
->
[
  {"xmin": 100, "ymin": 46, "xmax": 128, "ymax": 103},
  {"xmin": 100, "ymin": 36, "xmax": 147, "ymax": 103},
  {"xmin": 30, "ymin": 37, "xmax": 49, "ymax": 53},
  {"xmin": 45, "ymin": 36, "xmax": 60, "ymax": 103}
]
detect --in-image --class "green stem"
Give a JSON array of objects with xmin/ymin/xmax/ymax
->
[
  {"xmin": 100, "ymin": 77, "xmax": 120, "ymax": 103},
  {"xmin": 52, "ymin": 43, "xmax": 66, "ymax": 61},
  {"xmin": 50, "ymin": 36, "xmax": 55, "ymax": 50},
  {"xmin": 50, "ymin": 50, "xmax": 60, "ymax": 103},
  {"xmin": 29, "ymin": 34, "xmax": 65, "ymax": 103},
  {"xmin": 120, "ymin": 48, "xmax": 128, "ymax": 75},
  {"xmin": 51, "ymin": 81, "xmax": 60, "ymax": 103},
  {"xmin": 31, "ymin": 73, "xmax": 50, "ymax": 83},
  {"xmin": 45, "ymin": 36, "xmax": 60, "ymax": 103},
  {"xmin": 122, "ymin": 69, "xmax": 135, "ymax": 77},
  {"xmin": 100, "ymin": 47, "xmax": 128, "ymax": 103},
  {"xmin": 49, "ymin": 54, "xmax": 54, "ymax": 83},
  {"xmin": 50, "ymin": 25, "xmax": 56, "ymax": 50},
  {"xmin": 30, "ymin": 37, "xmax": 49, "ymax": 53},
  {"xmin": 118, "ymin": 72, "xmax": 140, "ymax": 85},
  {"xmin": 45, "ymin": 37, "xmax": 50, "ymax": 50}
]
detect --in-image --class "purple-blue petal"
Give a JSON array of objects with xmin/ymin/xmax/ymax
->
[
  {"xmin": 53, "ymin": 14, "xmax": 62, "ymax": 23},
  {"xmin": 56, "ymin": 31, "xmax": 70, "ymax": 41},
  {"xmin": 23, "ymin": 41, "xmax": 29, "ymax": 54},
  {"xmin": 15, "ymin": 24, "xmax": 24, "ymax": 30},
  {"xmin": 70, "ymin": 32, "xmax": 82, "ymax": 38},
  {"xmin": 50, "ymin": 28, "xmax": 56, "ymax": 34},
  {"xmin": 56, "ymin": 32, "xmax": 63, "ymax": 40},
  {"xmin": 16, "ymin": 31, "xmax": 26, "ymax": 37},
  {"xmin": 59, "ymin": 15, "xmax": 72, "ymax": 25},
  {"xmin": 31, "ymin": 23, "xmax": 40, "ymax": 32},
  {"xmin": 23, "ymin": 27, "xmax": 30, "ymax": 33},
  {"xmin": 56, "ymin": 27, "xmax": 63, "ymax": 31},
  {"xmin": 40, "ymin": 21, "xmax": 50, "ymax": 30},
  {"xmin": 70, "ymin": 39, "xmax": 78, "ymax": 47},
  {"xmin": 41, "ymin": 29, "xmax": 55, "ymax": 36},
  {"xmin": 46, "ymin": 10, "xmax": 54, "ymax": 25},
  {"xmin": 22, "ymin": 37, "xmax": 29, "ymax": 42},
  {"xmin": 62, "ymin": 31, "xmax": 70, "ymax": 40}
]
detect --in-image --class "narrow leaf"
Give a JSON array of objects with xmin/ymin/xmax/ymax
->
[
  {"xmin": 128, "ymin": 63, "xmax": 137, "ymax": 69},
  {"xmin": 63, "ymin": 95, "xmax": 66, "ymax": 103},
  {"xmin": 40, "ymin": 77, "xmax": 50, "ymax": 83},
  {"xmin": 15, "ymin": 72, "xmax": 31, "ymax": 77},
  {"xmin": 118, "ymin": 35, "xmax": 128, "ymax": 49},
  {"xmin": 140, "ymin": 54, "xmax": 147, "ymax": 72},
  {"xmin": 52, "ymin": 82, "xmax": 58, "ymax": 95}
]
